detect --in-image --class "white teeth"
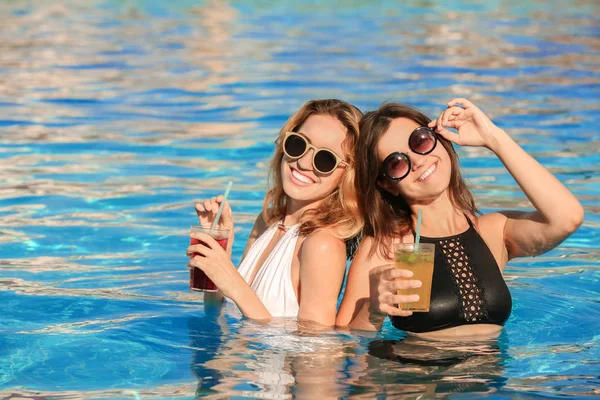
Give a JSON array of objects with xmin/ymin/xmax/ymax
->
[
  {"xmin": 292, "ymin": 169, "xmax": 313, "ymax": 184},
  {"xmin": 418, "ymin": 163, "xmax": 437, "ymax": 181}
]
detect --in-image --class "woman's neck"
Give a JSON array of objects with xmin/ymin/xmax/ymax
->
[
  {"xmin": 408, "ymin": 191, "xmax": 467, "ymax": 237},
  {"xmin": 283, "ymin": 198, "xmax": 323, "ymax": 226}
]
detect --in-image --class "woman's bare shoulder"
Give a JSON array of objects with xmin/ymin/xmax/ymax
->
[
  {"xmin": 302, "ymin": 228, "xmax": 346, "ymax": 253},
  {"xmin": 474, "ymin": 212, "xmax": 508, "ymax": 239},
  {"xmin": 352, "ymin": 234, "xmax": 401, "ymax": 265}
]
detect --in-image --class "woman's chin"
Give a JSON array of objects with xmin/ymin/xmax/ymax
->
[{"xmin": 283, "ymin": 183, "xmax": 329, "ymax": 205}]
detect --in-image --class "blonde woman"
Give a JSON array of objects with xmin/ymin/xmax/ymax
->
[{"xmin": 188, "ymin": 99, "xmax": 363, "ymax": 326}]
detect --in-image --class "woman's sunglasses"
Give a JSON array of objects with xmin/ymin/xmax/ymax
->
[
  {"xmin": 282, "ymin": 131, "xmax": 348, "ymax": 175},
  {"xmin": 379, "ymin": 127, "xmax": 438, "ymax": 181}
]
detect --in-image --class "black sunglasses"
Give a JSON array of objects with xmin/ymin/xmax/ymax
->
[
  {"xmin": 379, "ymin": 127, "xmax": 438, "ymax": 181},
  {"xmin": 282, "ymin": 132, "xmax": 348, "ymax": 174}
]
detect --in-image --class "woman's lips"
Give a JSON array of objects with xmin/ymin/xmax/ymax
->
[
  {"xmin": 416, "ymin": 162, "xmax": 437, "ymax": 182},
  {"xmin": 290, "ymin": 167, "xmax": 315, "ymax": 185}
]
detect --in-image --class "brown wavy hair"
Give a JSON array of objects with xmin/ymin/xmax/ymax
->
[
  {"xmin": 262, "ymin": 99, "xmax": 363, "ymax": 240},
  {"xmin": 356, "ymin": 103, "xmax": 480, "ymax": 257}
]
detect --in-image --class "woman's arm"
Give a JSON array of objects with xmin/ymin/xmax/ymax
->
[
  {"xmin": 188, "ymin": 232, "xmax": 272, "ymax": 320},
  {"xmin": 432, "ymin": 98, "xmax": 584, "ymax": 260},
  {"xmin": 336, "ymin": 236, "xmax": 420, "ymax": 331},
  {"xmin": 296, "ymin": 230, "xmax": 348, "ymax": 326},
  {"xmin": 490, "ymin": 131, "xmax": 584, "ymax": 259},
  {"xmin": 198, "ymin": 209, "xmax": 267, "ymax": 304},
  {"xmin": 190, "ymin": 227, "xmax": 351, "ymax": 325},
  {"xmin": 189, "ymin": 210, "xmax": 272, "ymax": 318}
]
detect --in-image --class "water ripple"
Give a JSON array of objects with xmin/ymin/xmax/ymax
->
[{"xmin": 0, "ymin": 0, "xmax": 598, "ymax": 397}]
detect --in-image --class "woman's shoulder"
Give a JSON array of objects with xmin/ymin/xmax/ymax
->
[
  {"xmin": 297, "ymin": 229, "xmax": 347, "ymax": 274},
  {"xmin": 469, "ymin": 212, "xmax": 510, "ymax": 265},
  {"xmin": 352, "ymin": 234, "xmax": 400, "ymax": 265},
  {"xmin": 473, "ymin": 212, "xmax": 508, "ymax": 237},
  {"xmin": 302, "ymin": 228, "xmax": 346, "ymax": 253}
]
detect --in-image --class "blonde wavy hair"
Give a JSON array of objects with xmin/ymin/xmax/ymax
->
[{"xmin": 262, "ymin": 99, "xmax": 363, "ymax": 240}]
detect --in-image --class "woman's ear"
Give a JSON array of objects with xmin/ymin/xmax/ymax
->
[{"xmin": 376, "ymin": 177, "xmax": 400, "ymax": 197}]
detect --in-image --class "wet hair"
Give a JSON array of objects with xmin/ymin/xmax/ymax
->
[
  {"xmin": 356, "ymin": 103, "xmax": 479, "ymax": 257},
  {"xmin": 263, "ymin": 99, "xmax": 364, "ymax": 240}
]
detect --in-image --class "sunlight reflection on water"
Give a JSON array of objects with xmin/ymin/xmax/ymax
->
[{"xmin": 0, "ymin": 0, "xmax": 599, "ymax": 398}]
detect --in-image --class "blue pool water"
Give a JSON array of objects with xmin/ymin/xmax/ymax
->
[{"xmin": 1, "ymin": 1, "xmax": 599, "ymax": 398}]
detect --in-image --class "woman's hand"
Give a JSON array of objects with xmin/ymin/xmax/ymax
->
[
  {"xmin": 196, "ymin": 195, "xmax": 233, "ymax": 230},
  {"xmin": 429, "ymin": 98, "xmax": 502, "ymax": 150},
  {"xmin": 336, "ymin": 235, "xmax": 423, "ymax": 331},
  {"xmin": 187, "ymin": 231, "xmax": 246, "ymax": 300},
  {"xmin": 195, "ymin": 195, "xmax": 234, "ymax": 255},
  {"xmin": 369, "ymin": 264, "xmax": 422, "ymax": 318}
]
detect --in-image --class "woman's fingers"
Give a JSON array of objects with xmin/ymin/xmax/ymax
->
[
  {"xmin": 219, "ymin": 201, "xmax": 233, "ymax": 224},
  {"xmin": 439, "ymin": 108, "xmax": 451, "ymax": 127},
  {"xmin": 436, "ymin": 111, "xmax": 444, "ymax": 132},
  {"xmin": 187, "ymin": 233, "xmax": 220, "ymax": 259},
  {"xmin": 435, "ymin": 126, "xmax": 461, "ymax": 145},
  {"xmin": 386, "ymin": 278, "xmax": 422, "ymax": 292},
  {"xmin": 381, "ymin": 267, "xmax": 413, "ymax": 280},
  {"xmin": 190, "ymin": 232, "xmax": 219, "ymax": 249},
  {"xmin": 442, "ymin": 106, "xmax": 464, "ymax": 126},
  {"xmin": 390, "ymin": 293, "xmax": 420, "ymax": 304},
  {"xmin": 209, "ymin": 198, "xmax": 220, "ymax": 214},
  {"xmin": 377, "ymin": 277, "xmax": 421, "ymax": 298},
  {"xmin": 447, "ymin": 98, "xmax": 473, "ymax": 109},
  {"xmin": 188, "ymin": 256, "xmax": 207, "ymax": 271},
  {"xmin": 186, "ymin": 243, "xmax": 210, "ymax": 257},
  {"xmin": 428, "ymin": 100, "xmax": 470, "ymax": 130},
  {"xmin": 380, "ymin": 304, "xmax": 413, "ymax": 317},
  {"xmin": 202, "ymin": 199, "xmax": 211, "ymax": 213},
  {"xmin": 199, "ymin": 197, "xmax": 219, "ymax": 215},
  {"xmin": 372, "ymin": 266, "xmax": 424, "ymax": 318},
  {"xmin": 195, "ymin": 195, "xmax": 232, "ymax": 225},
  {"xmin": 430, "ymin": 107, "xmax": 461, "ymax": 133},
  {"xmin": 377, "ymin": 291, "xmax": 420, "ymax": 316},
  {"xmin": 379, "ymin": 290, "xmax": 419, "ymax": 306}
]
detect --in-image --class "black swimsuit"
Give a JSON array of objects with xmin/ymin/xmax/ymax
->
[{"xmin": 391, "ymin": 218, "xmax": 512, "ymax": 333}]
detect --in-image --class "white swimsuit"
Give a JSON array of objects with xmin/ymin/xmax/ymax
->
[{"xmin": 237, "ymin": 223, "xmax": 300, "ymax": 317}]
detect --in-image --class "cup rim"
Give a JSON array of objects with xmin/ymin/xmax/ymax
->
[
  {"xmin": 190, "ymin": 225, "xmax": 230, "ymax": 234},
  {"xmin": 393, "ymin": 242, "xmax": 435, "ymax": 251}
]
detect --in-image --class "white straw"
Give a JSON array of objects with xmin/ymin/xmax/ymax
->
[{"xmin": 211, "ymin": 181, "xmax": 233, "ymax": 232}]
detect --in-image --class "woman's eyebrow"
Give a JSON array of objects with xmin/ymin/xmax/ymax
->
[
  {"xmin": 296, "ymin": 131, "xmax": 313, "ymax": 144},
  {"xmin": 297, "ymin": 131, "xmax": 342, "ymax": 153}
]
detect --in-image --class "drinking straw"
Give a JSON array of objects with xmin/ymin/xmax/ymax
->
[
  {"xmin": 414, "ymin": 209, "xmax": 423, "ymax": 246},
  {"xmin": 211, "ymin": 181, "xmax": 233, "ymax": 232}
]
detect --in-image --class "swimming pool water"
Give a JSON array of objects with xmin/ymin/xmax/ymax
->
[{"xmin": 1, "ymin": 1, "xmax": 599, "ymax": 398}]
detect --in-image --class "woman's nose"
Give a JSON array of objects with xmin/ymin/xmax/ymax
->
[
  {"xmin": 410, "ymin": 153, "xmax": 429, "ymax": 170},
  {"xmin": 296, "ymin": 148, "xmax": 315, "ymax": 170}
]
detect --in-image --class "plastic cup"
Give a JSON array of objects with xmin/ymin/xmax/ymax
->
[
  {"xmin": 189, "ymin": 226, "xmax": 229, "ymax": 292},
  {"xmin": 394, "ymin": 242, "xmax": 435, "ymax": 312}
]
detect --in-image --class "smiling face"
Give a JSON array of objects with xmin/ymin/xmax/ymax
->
[
  {"xmin": 377, "ymin": 117, "xmax": 451, "ymax": 203},
  {"xmin": 280, "ymin": 114, "xmax": 348, "ymax": 208}
]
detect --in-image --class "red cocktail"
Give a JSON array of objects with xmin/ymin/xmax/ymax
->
[{"xmin": 189, "ymin": 226, "xmax": 229, "ymax": 292}]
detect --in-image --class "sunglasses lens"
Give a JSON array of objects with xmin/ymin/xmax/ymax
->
[
  {"xmin": 385, "ymin": 153, "xmax": 410, "ymax": 179},
  {"xmin": 409, "ymin": 127, "xmax": 436, "ymax": 155},
  {"xmin": 284, "ymin": 134, "xmax": 307, "ymax": 158},
  {"xmin": 314, "ymin": 150, "xmax": 337, "ymax": 173}
]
